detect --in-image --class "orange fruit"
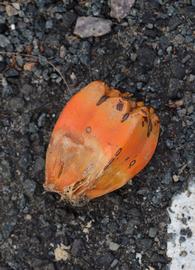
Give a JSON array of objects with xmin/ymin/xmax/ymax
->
[{"xmin": 44, "ymin": 81, "xmax": 160, "ymax": 204}]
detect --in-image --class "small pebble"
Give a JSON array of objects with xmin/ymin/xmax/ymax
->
[
  {"xmin": 149, "ymin": 227, "xmax": 157, "ymax": 238},
  {"xmin": 110, "ymin": 259, "xmax": 119, "ymax": 268},
  {"xmin": 6, "ymin": 5, "xmax": 19, "ymax": 16},
  {"xmin": 0, "ymin": 34, "xmax": 10, "ymax": 47},
  {"xmin": 74, "ymin": 16, "xmax": 112, "ymax": 38},
  {"xmin": 109, "ymin": 241, "xmax": 120, "ymax": 251},
  {"xmin": 173, "ymin": 175, "xmax": 179, "ymax": 182},
  {"xmin": 110, "ymin": 0, "xmax": 135, "ymax": 21},
  {"xmin": 189, "ymin": 74, "xmax": 195, "ymax": 82}
]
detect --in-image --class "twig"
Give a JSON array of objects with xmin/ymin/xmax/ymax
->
[{"xmin": 0, "ymin": 51, "xmax": 70, "ymax": 93}]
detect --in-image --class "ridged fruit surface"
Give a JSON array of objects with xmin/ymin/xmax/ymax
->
[{"xmin": 44, "ymin": 81, "xmax": 160, "ymax": 204}]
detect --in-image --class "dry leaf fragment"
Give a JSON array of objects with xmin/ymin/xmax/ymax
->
[
  {"xmin": 168, "ymin": 99, "xmax": 184, "ymax": 108},
  {"xmin": 23, "ymin": 62, "xmax": 36, "ymax": 71},
  {"xmin": 54, "ymin": 244, "xmax": 70, "ymax": 261}
]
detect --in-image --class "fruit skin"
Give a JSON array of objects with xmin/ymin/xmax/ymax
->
[{"xmin": 44, "ymin": 81, "xmax": 160, "ymax": 204}]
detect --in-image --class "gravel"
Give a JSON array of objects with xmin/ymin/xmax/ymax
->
[
  {"xmin": 0, "ymin": 0, "xmax": 194, "ymax": 269},
  {"xmin": 0, "ymin": 34, "xmax": 10, "ymax": 47},
  {"xmin": 110, "ymin": 0, "xmax": 135, "ymax": 21},
  {"xmin": 74, "ymin": 16, "xmax": 112, "ymax": 38}
]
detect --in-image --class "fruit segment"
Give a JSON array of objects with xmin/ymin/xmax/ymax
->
[{"xmin": 44, "ymin": 81, "xmax": 160, "ymax": 204}]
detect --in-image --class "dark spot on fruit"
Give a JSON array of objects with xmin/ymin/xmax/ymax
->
[
  {"xmin": 121, "ymin": 113, "xmax": 129, "ymax": 122},
  {"xmin": 129, "ymin": 160, "xmax": 136, "ymax": 168},
  {"xmin": 116, "ymin": 101, "xmax": 124, "ymax": 111},
  {"xmin": 85, "ymin": 126, "xmax": 92, "ymax": 133},
  {"xmin": 141, "ymin": 109, "xmax": 147, "ymax": 116},
  {"xmin": 96, "ymin": 95, "xmax": 108, "ymax": 106},
  {"xmin": 122, "ymin": 96, "xmax": 130, "ymax": 100},
  {"xmin": 143, "ymin": 116, "xmax": 148, "ymax": 123},
  {"xmin": 115, "ymin": 148, "xmax": 122, "ymax": 156},
  {"xmin": 155, "ymin": 120, "xmax": 160, "ymax": 126},
  {"xmin": 125, "ymin": 157, "xmax": 130, "ymax": 161},
  {"xmin": 142, "ymin": 121, "xmax": 145, "ymax": 127},
  {"xmin": 104, "ymin": 158, "xmax": 115, "ymax": 170},
  {"xmin": 147, "ymin": 119, "xmax": 153, "ymax": 137}
]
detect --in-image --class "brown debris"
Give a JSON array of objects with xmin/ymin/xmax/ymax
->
[
  {"xmin": 168, "ymin": 99, "xmax": 184, "ymax": 108},
  {"xmin": 23, "ymin": 62, "xmax": 36, "ymax": 71}
]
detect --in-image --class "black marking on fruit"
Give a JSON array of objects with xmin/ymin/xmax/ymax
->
[
  {"xmin": 129, "ymin": 160, "xmax": 136, "ymax": 168},
  {"xmin": 116, "ymin": 101, "xmax": 124, "ymax": 111},
  {"xmin": 96, "ymin": 95, "xmax": 109, "ymax": 106},
  {"xmin": 147, "ymin": 119, "xmax": 153, "ymax": 137},
  {"xmin": 121, "ymin": 113, "xmax": 129, "ymax": 122},
  {"xmin": 115, "ymin": 148, "xmax": 122, "ymax": 157}
]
